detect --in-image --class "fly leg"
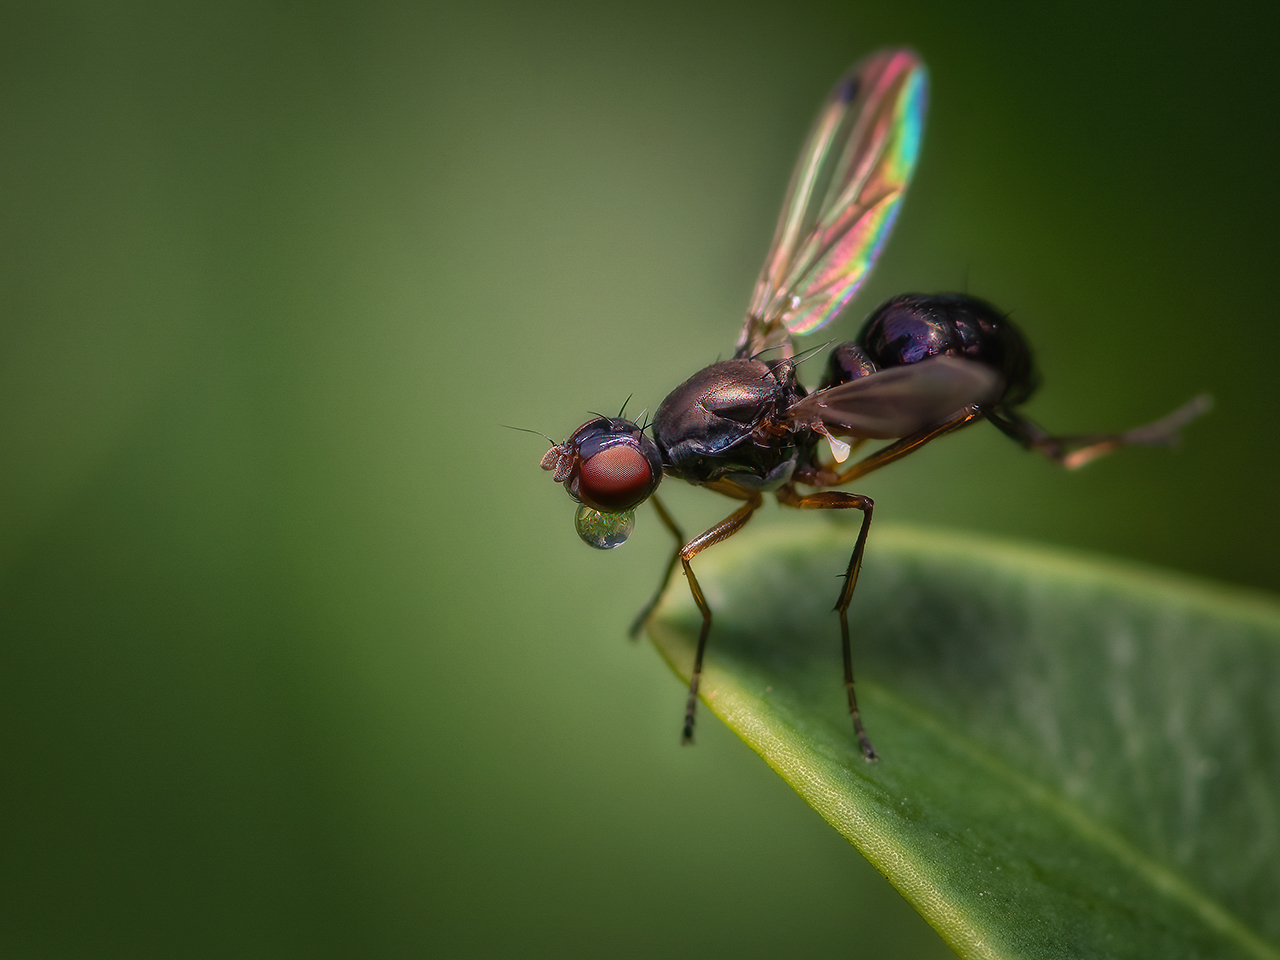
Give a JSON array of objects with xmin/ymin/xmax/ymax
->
[
  {"xmin": 987, "ymin": 394, "xmax": 1211, "ymax": 470},
  {"xmin": 813, "ymin": 404, "xmax": 987, "ymax": 487},
  {"xmin": 775, "ymin": 485, "xmax": 877, "ymax": 760},
  {"xmin": 785, "ymin": 405, "xmax": 988, "ymax": 759},
  {"xmin": 676, "ymin": 489, "xmax": 763, "ymax": 744},
  {"xmin": 629, "ymin": 495, "xmax": 684, "ymax": 639}
]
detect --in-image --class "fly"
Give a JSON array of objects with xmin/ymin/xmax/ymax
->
[{"xmin": 538, "ymin": 50, "xmax": 1208, "ymax": 759}]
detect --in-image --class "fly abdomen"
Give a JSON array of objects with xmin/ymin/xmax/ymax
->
[{"xmin": 856, "ymin": 293, "xmax": 1039, "ymax": 407}]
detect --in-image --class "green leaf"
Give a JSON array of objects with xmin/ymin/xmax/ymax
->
[{"xmin": 647, "ymin": 524, "xmax": 1280, "ymax": 960}]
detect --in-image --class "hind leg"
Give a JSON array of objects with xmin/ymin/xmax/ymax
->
[{"xmin": 988, "ymin": 394, "xmax": 1210, "ymax": 469}]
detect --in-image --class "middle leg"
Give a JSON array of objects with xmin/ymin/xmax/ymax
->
[{"xmin": 775, "ymin": 485, "xmax": 878, "ymax": 761}]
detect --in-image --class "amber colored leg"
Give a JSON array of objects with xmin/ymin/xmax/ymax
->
[
  {"xmin": 629, "ymin": 495, "xmax": 685, "ymax": 639},
  {"xmin": 676, "ymin": 490, "xmax": 764, "ymax": 744},
  {"xmin": 776, "ymin": 485, "xmax": 878, "ymax": 760},
  {"xmin": 987, "ymin": 394, "xmax": 1211, "ymax": 469},
  {"xmin": 822, "ymin": 405, "xmax": 986, "ymax": 487},
  {"xmin": 784, "ymin": 405, "xmax": 986, "ymax": 758}
]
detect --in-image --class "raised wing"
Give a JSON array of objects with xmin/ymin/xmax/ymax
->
[
  {"xmin": 737, "ymin": 50, "xmax": 927, "ymax": 358},
  {"xmin": 788, "ymin": 357, "xmax": 1004, "ymax": 440}
]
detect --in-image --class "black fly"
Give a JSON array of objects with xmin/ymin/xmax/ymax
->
[{"xmin": 539, "ymin": 51, "xmax": 1208, "ymax": 759}]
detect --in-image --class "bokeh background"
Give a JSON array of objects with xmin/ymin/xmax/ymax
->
[{"xmin": 2, "ymin": 1, "xmax": 1277, "ymax": 957}]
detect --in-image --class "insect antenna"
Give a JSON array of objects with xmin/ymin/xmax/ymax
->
[{"xmin": 501, "ymin": 424, "xmax": 557, "ymax": 446}]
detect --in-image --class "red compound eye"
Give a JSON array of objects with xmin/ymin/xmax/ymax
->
[{"xmin": 578, "ymin": 444, "xmax": 653, "ymax": 510}]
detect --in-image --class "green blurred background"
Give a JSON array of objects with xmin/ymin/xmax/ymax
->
[{"xmin": 2, "ymin": 1, "xmax": 1277, "ymax": 957}]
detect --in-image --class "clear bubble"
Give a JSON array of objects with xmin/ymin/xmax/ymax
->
[{"xmin": 574, "ymin": 505, "xmax": 634, "ymax": 549}]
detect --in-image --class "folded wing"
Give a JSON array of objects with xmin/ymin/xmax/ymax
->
[{"xmin": 788, "ymin": 357, "xmax": 1004, "ymax": 439}]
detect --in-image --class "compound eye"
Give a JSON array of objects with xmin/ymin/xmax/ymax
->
[{"xmin": 577, "ymin": 444, "xmax": 654, "ymax": 511}]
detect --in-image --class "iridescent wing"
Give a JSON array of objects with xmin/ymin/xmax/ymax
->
[{"xmin": 737, "ymin": 50, "xmax": 927, "ymax": 358}]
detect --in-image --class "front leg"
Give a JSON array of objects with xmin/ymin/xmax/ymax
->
[
  {"xmin": 629, "ymin": 495, "xmax": 685, "ymax": 639},
  {"xmin": 676, "ymin": 490, "xmax": 763, "ymax": 744},
  {"xmin": 775, "ymin": 485, "xmax": 878, "ymax": 761}
]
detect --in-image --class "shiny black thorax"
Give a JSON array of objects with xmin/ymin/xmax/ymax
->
[
  {"xmin": 652, "ymin": 358, "xmax": 809, "ymax": 489},
  {"xmin": 826, "ymin": 293, "xmax": 1040, "ymax": 406}
]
